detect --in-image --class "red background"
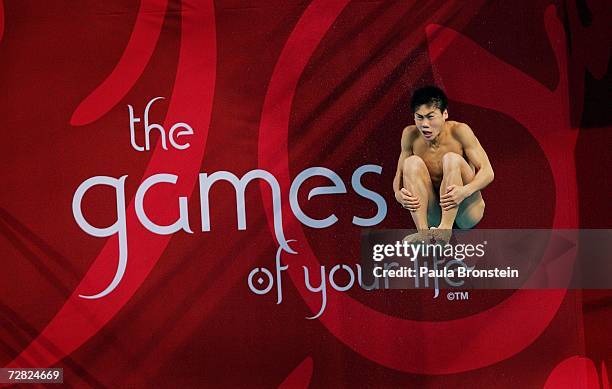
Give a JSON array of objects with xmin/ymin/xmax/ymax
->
[{"xmin": 1, "ymin": 0, "xmax": 610, "ymax": 387}]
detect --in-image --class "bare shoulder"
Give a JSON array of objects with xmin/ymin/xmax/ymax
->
[
  {"xmin": 401, "ymin": 125, "xmax": 419, "ymax": 146},
  {"xmin": 402, "ymin": 125, "xmax": 418, "ymax": 137},
  {"xmin": 449, "ymin": 121, "xmax": 478, "ymax": 144}
]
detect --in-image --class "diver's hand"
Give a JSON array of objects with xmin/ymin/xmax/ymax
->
[
  {"xmin": 440, "ymin": 185, "xmax": 469, "ymax": 210},
  {"xmin": 396, "ymin": 188, "xmax": 420, "ymax": 211}
]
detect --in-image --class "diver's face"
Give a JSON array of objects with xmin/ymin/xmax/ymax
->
[{"xmin": 414, "ymin": 105, "xmax": 448, "ymax": 141}]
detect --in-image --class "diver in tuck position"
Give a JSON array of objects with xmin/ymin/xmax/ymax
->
[{"xmin": 393, "ymin": 86, "xmax": 494, "ymax": 243}]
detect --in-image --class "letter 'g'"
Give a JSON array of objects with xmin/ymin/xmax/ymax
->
[{"xmin": 72, "ymin": 175, "xmax": 128, "ymax": 299}]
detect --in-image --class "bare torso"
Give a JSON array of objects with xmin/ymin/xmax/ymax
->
[
  {"xmin": 395, "ymin": 116, "xmax": 492, "ymax": 231},
  {"xmin": 406, "ymin": 121, "xmax": 469, "ymax": 188}
]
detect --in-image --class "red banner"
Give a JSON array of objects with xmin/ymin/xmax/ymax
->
[{"xmin": 1, "ymin": 1, "xmax": 610, "ymax": 387}]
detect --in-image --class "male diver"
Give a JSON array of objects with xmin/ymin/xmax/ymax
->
[{"xmin": 393, "ymin": 86, "xmax": 494, "ymax": 242}]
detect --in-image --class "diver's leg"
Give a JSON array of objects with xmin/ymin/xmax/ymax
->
[
  {"xmin": 438, "ymin": 152, "xmax": 485, "ymax": 230},
  {"xmin": 402, "ymin": 155, "xmax": 437, "ymax": 231}
]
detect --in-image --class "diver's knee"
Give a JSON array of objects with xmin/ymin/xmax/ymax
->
[
  {"xmin": 442, "ymin": 152, "xmax": 462, "ymax": 170},
  {"xmin": 403, "ymin": 155, "xmax": 427, "ymax": 175}
]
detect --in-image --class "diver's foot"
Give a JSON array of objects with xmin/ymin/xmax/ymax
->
[
  {"xmin": 430, "ymin": 226, "xmax": 452, "ymax": 245},
  {"xmin": 402, "ymin": 230, "xmax": 430, "ymax": 245}
]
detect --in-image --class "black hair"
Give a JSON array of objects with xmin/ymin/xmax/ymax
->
[{"xmin": 410, "ymin": 86, "xmax": 448, "ymax": 113}]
